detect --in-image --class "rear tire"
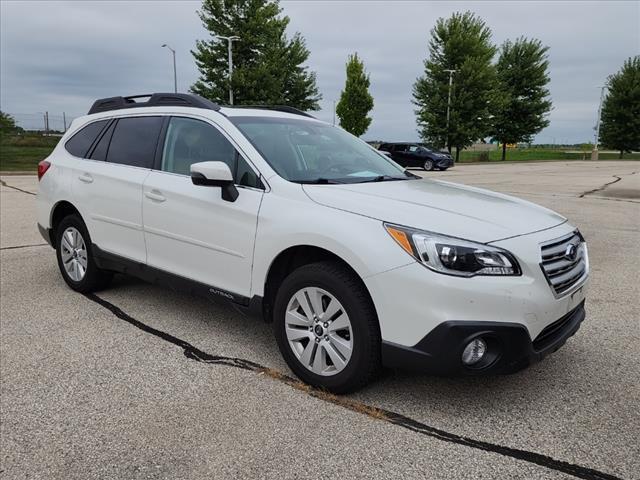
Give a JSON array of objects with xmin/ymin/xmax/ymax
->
[
  {"xmin": 55, "ymin": 214, "xmax": 112, "ymax": 293},
  {"xmin": 273, "ymin": 261, "xmax": 381, "ymax": 393},
  {"xmin": 423, "ymin": 159, "xmax": 434, "ymax": 171}
]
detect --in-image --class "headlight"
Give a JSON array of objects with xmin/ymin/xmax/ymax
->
[{"xmin": 384, "ymin": 223, "xmax": 521, "ymax": 277}]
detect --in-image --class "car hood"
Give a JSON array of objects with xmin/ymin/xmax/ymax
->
[{"xmin": 303, "ymin": 178, "xmax": 566, "ymax": 243}]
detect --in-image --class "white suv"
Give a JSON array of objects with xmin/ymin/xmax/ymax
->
[{"xmin": 37, "ymin": 93, "xmax": 589, "ymax": 392}]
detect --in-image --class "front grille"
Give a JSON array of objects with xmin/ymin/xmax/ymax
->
[{"xmin": 540, "ymin": 231, "xmax": 587, "ymax": 296}]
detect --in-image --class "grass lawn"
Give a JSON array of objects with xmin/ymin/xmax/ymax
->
[
  {"xmin": 0, "ymin": 135, "xmax": 60, "ymax": 172},
  {"xmin": 458, "ymin": 148, "xmax": 640, "ymax": 162},
  {"xmin": 1, "ymin": 135, "xmax": 638, "ymax": 172}
]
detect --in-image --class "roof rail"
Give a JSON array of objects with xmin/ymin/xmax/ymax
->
[
  {"xmin": 87, "ymin": 93, "xmax": 221, "ymax": 115},
  {"xmin": 228, "ymin": 105, "xmax": 316, "ymax": 118}
]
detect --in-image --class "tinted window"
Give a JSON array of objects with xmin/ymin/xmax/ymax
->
[
  {"xmin": 65, "ymin": 120, "xmax": 108, "ymax": 158},
  {"xmin": 161, "ymin": 117, "xmax": 261, "ymax": 188},
  {"xmin": 235, "ymin": 156, "xmax": 261, "ymax": 188},
  {"xmin": 89, "ymin": 121, "xmax": 115, "ymax": 161},
  {"xmin": 106, "ymin": 117, "xmax": 163, "ymax": 168}
]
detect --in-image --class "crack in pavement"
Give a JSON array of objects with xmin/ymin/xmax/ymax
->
[
  {"xmin": 579, "ymin": 171, "xmax": 638, "ymax": 198},
  {"xmin": 0, "ymin": 179, "xmax": 36, "ymax": 196},
  {"xmin": 83, "ymin": 292, "xmax": 624, "ymax": 480},
  {"xmin": 0, "ymin": 243, "xmax": 48, "ymax": 251}
]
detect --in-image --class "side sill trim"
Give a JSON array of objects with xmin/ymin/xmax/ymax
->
[{"xmin": 92, "ymin": 244, "xmax": 257, "ymax": 310}]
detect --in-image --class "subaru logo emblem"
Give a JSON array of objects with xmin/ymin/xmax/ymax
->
[{"xmin": 564, "ymin": 243, "xmax": 578, "ymax": 261}]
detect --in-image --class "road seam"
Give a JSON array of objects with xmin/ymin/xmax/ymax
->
[
  {"xmin": 83, "ymin": 292, "xmax": 623, "ymax": 480},
  {"xmin": 0, "ymin": 243, "xmax": 48, "ymax": 251},
  {"xmin": 0, "ymin": 179, "xmax": 36, "ymax": 196}
]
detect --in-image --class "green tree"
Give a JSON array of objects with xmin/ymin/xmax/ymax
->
[
  {"xmin": 191, "ymin": 0, "xmax": 321, "ymax": 110},
  {"xmin": 413, "ymin": 11, "xmax": 497, "ymax": 161},
  {"xmin": 600, "ymin": 56, "xmax": 640, "ymax": 158},
  {"xmin": 0, "ymin": 111, "xmax": 17, "ymax": 136},
  {"xmin": 335, "ymin": 53, "xmax": 374, "ymax": 137},
  {"xmin": 492, "ymin": 38, "xmax": 552, "ymax": 160}
]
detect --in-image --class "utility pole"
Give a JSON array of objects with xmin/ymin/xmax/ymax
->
[
  {"xmin": 444, "ymin": 69, "xmax": 457, "ymax": 155},
  {"xmin": 45, "ymin": 111, "xmax": 49, "ymax": 135},
  {"xmin": 591, "ymin": 85, "xmax": 607, "ymax": 160},
  {"xmin": 216, "ymin": 35, "xmax": 240, "ymax": 104},
  {"xmin": 333, "ymin": 100, "xmax": 336, "ymax": 126},
  {"xmin": 63, "ymin": 112, "xmax": 67, "ymax": 132},
  {"xmin": 161, "ymin": 44, "xmax": 177, "ymax": 93}
]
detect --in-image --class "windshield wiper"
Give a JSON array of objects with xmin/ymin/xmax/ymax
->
[
  {"xmin": 357, "ymin": 175, "xmax": 410, "ymax": 183},
  {"xmin": 293, "ymin": 178, "xmax": 345, "ymax": 184},
  {"xmin": 404, "ymin": 170, "xmax": 421, "ymax": 179}
]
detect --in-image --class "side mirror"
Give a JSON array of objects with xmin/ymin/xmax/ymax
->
[{"xmin": 190, "ymin": 161, "xmax": 239, "ymax": 202}]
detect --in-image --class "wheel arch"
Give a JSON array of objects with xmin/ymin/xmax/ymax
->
[
  {"xmin": 50, "ymin": 200, "xmax": 83, "ymax": 237},
  {"xmin": 260, "ymin": 245, "xmax": 377, "ymax": 324}
]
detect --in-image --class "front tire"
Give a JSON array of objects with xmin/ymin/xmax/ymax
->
[
  {"xmin": 423, "ymin": 159, "xmax": 434, "ymax": 171},
  {"xmin": 55, "ymin": 214, "xmax": 112, "ymax": 293},
  {"xmin": 273, "ymin": 261, "xmax": 381, "ymax": 393}
]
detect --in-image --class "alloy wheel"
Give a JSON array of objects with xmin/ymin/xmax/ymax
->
[
  {"xmin": 285, "ymin": 287, "xmax": 353, "ymax": 376},
  {"xmin": 60, "ymin": 227, "xmax": 88, "ymax": 282},
  {"xmin": 424, "ymin": 160, "xmax": 434, "ymax": 171}
]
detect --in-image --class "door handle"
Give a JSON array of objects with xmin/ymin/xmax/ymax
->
[
  {"xmin": 78, "ymin": 173, "xmax": 93, "ymax": 184},
  {"xmin": 145, "ymin": 190, "xmax": 166, "ymax": 202}
]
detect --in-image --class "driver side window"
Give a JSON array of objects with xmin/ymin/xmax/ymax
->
[{"xmin": 161, "ymin": 117, "xmax": 262, "ymax": 188}]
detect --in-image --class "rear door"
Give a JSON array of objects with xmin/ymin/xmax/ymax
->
[
  {"xmin": 73, "ymin": 116, "xmax": 163, "ymax": 262},
  {"xmin": 142, "ymin": 116, "xmax": 264, "ymax": 300}
]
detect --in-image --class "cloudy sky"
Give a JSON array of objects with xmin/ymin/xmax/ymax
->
[{"xmin": 1, "ymin": 0, "xmax": 638, "ymax": 143}]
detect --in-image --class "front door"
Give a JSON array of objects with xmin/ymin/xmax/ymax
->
[
  {"xmin": 391, "ymin": 144, "xmax": 409, "ymax": 166},
  {"xmin": 142, "ymin": 116, "xmax": 264, "ymax": 300}
]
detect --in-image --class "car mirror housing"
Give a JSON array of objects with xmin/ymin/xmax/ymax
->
[{"xmin": 190, "ymin": 161, "xmax": 239, "ymax": 202}]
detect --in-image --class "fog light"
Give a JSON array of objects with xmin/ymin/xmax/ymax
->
[{"xmin": 462, "ymin": 338, "xmax": 487, "ymax": 366}]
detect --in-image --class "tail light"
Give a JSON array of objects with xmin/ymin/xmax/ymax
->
[{"xmin": 37, "ymin": 160, "xmax": 51, "ymax": 181}]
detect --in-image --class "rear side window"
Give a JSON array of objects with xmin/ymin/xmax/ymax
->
[
  {"xmin": 106, "ymin": 117, "xmax": 163, "ymax": 168},
  {"xmin": 89, "ymin": 121, "xmax": 115, "ymax": 161},
  {"xmin": 65, "ymin": 120, "xmax": 108, "ymax": 158}
]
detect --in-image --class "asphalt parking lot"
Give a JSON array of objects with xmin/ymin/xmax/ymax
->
[{"xmin": 1, "ymin": 161, "xmax": 638, "ymax": 480}]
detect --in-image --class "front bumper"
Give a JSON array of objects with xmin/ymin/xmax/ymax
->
[
  {"xmin": 435, "ymin": 157, "xmax": 453, "ymax": 168},
  {"xmin": 381, "ymin": 301, "xmax": 585, "ymax": 374}
]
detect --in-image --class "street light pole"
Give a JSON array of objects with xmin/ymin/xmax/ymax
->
[
  {"xmin": 216, "ymin": 35, "xmax": 241, "ymax": 104},
  {"xmin": 591, "ymin": 84, "xmax": 607, "ymax": 160},
  {"xmin": 444, "ymin": 69, "xmax": 457, "ymax": 155},
  {"xmin": 161, "ymin": 44, "xmax": 177, "ymax": 93}
]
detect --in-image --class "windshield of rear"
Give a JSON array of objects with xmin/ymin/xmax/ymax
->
[{"xmin": 230, "ymin": 116, "xmax": 408, "ymax": 183}]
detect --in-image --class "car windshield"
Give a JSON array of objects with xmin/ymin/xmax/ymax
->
[{"xmin": 230, "ymin": 116, "xmax": 412, "ymax": 184}]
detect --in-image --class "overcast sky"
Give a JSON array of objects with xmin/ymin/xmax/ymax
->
[{"xmin": 1, "ymin": 0, "xmax": 638, "ymax": 143}]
